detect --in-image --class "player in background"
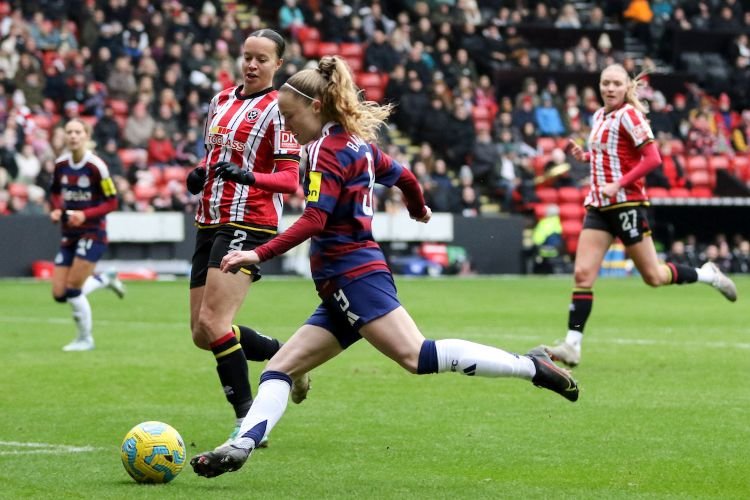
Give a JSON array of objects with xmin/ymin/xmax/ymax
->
[
  {"xmin": 191, "ymin": 56, "xmax": 579, "ymax": 478},
  {"xmin": 184, "ymin": 29, "xmax": 310, "ymax": 447},
  {"xmin": 543, "ymin": 64, "xmax": 737, "ymax": 368},
  {"xmin": 49, "ymin": 118, "xmax": 125, "ymax": 352}
]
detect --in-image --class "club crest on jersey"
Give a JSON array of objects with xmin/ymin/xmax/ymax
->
[
  {"xmin": 77, "ymin": 175, "xmax": 90, "ymax": 188},
  {"xmin": 245, "ymin": 109, "xmax": 260, "ymax": 123},
  {"xmin": 631, "ymin": 123, "xmax": 649, "ymax": 143}
]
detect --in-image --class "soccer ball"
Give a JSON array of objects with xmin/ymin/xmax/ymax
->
[{"xmin": 120, "ymin": 421, "xmax": 186, "ymax": 484}]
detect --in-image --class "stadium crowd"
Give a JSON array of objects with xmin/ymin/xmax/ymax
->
[{"xmin": 0, "ymin": 0, "xmax": 749, "ymax": 268}]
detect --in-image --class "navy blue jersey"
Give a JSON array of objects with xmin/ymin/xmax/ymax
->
[{"xmin": 50, "ymin": 151, "xmax": 117, "ymax": 244}]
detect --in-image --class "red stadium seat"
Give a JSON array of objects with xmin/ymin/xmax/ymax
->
[
  {"xmin": 108, "ymin": 99, "xmax": 129, "ymax": 116},
  {"xmin": 565, "ymin": 235, "xmax": 579, "ymax": 255},
  {"xmin": 537, "ymin": 137, "xmax": 556, "ymax": 153},
  {"xmin": 532, "ymin": 154, "xmax": 550, "ymax": 177},
  {"xmin": 557, "ymin": 186, "xmax": 582, "ymax": 204},
  {"xmin": 361, "ymin": 86, "xmax": 384, "ymax": 102},
  {"xmin": 561, "ymin": 219, "xmax": 583, "ymax": 238},
  {"xmin": 691, "ymin": 187, "xmax": 713, "ymax": 198},
  {"xmin": 532, "ymin": 203, "xmax": 548, "ymax": 220},
  {"xmin": 134, "ymin": 184, "xmax": 158, "ymax": 201},
  {"xmin": 163, "ymin": 166, "xmax": 188, "ymax": 184},
  {"xmin": 339, "ymin": 43, "xmax": 363, "ymax": 58},
  {"xmin": 148, "ymin": 167, "xmax": 164, "ymax": 185},
  {"xmin": 343, "ymin": 55, "xmax": 363, "ymax": 73},
  {"xmin": 668, "ymin": 138, "xmax": 685, "ymax": 155},
  {"xmin": 317, "ymin": 42, "xmax": 339, "ymax": 58},
  {"xmin": 709, "ymin": 154, "xmax": 730, "ymax": 171},
  {"xmin": 685, "ymin": 155, "xmax": 708, "ymax": 172},
  {"xmin": 647, "ymin": 186, "xmax": 669, "ymax": 199},
  {"xmin": 118, "ymin": 148, "xmax": 141, "ymax": 167},
  {"xmin": 302, "ymin": 39, "xmax": 319, "ymax": 58},
  {"xmin": 732, "ymin": 155, "xmax": 750, "ymax": 180},
  {"xmin": 669, "ymin": 187, "xmax": 691, "ymax": 198},
  {"xmin": 689, "ymin": 169, "xmax": 714, "ymax": 188},
  {"xmin": 355, "ymin": 72, "xmax": 382, "ymax": 88},
  {"xmin": 296, "ymin": 25, "xmax": 320, "ymax": 44},
  {"xmin": 558, "ymin": 203, "xmax": 584, "ymax": 221},
  {"xmin": 535, "ymin": 187, "xmax": 558, "ymax": 204}
]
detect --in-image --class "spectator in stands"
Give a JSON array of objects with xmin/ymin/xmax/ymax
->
[
  {"xmin": 383, "ymin": 63, "xmax": 407, "ymax": 106},
  {"xmin": 147, "ymin": 124, "xmax": 175, "ymax": 167},
  {"xmin": 666, "ymin": 240, "xmax": 693, "ymax": 267},
  {"xmin": 732, "ymin": 239, "xmax": 750, "ymax": 273},
  {"xmin": 362, "ymin": 1, "xmax": 396, "ymax": 39},
  {"xmin": 123, "ymin": 100, "xmax": 155, "ymax": 148},
  {"xmin": 364, "ymin": 29, "xmax": 400, "ymax": 73},
  {"xmin": 14, "ymin": 143, "xmax": 41, "ymax": 184},
  {"xmin": 686, "ymin": 111, "xmax": 718, "ymax": 156},
  {"xmin": 535, "ymin": 91, "xmax": 566, "ymax": 137},
  {"xmin": 106, "ymin": 55, "xmax": 137, "ymax": 102},
  {"xmin": 542, "ymin": 64, "xmax": 737, "ymax": 369},
  {"xmin": 555, "ymin": 3, "xmax": 582, "ymax": 29},
  {"xmin": 95, "ymin": 137, "xmax": 124, "ymax": 179},
  {"xmin": 669, "ymin": 93, "xmax": 691, "ymax": 139},
  {"xmin": 470, "ymin": 124, "xmax": 499, "ymax": 189},
  {"xmin": 392, "ymin": 77, "xmax": 429, "ymax": 140},
  {"xmin": 731, "ymin": 109, "xmax": 750, "ymax": 152},
  {"xmin": 648, "ymin": 91, "xmax": 677, "ymax": 139},
  {"xmin": 92, "ymin": 105, "xmax": 120, "ymax": 147},
  {"xmin": 279, "ymin": 0, "xmax": 306, "ymax": 38}
]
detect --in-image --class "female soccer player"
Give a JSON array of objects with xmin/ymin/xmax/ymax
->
[
  {"xmin": 544, "ymin": 64, "xmax": 737, "ymax": 368},
  {"xmin": 184, "ymin": 29, "xmax": 309, "ymax": 445},
  {"xmin": 191, "ymin": 56, "xmax": 579, "ymax": 478},
  {"xmin": 50, "ymin": 118, "xmax": 125, "ymax": 351}
]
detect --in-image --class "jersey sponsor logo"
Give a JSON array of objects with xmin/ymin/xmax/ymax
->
[
  {"xmin": 246, "ymin": 109, "xmax": 260, "ymax": 122},
  {"xmin": 77, "ymin": 175, "xmax": 90, "ymax": 188},
  {"xmin": 207, "ymin": 133, "xmax": 246, "ymax": 152},
  {"xmin": 63, "ymin": 190, "xmax": 93, "ymax": 202},
  {"xmin": 307, "ymin": 171, "xmax": 322, "ymax": 202},
  {"xmin": 210, "ymin": 126, "xmax": 231, "ymax": 135},
  {"xmin": 280, "ymin": 131, "xmax": 298, "ymax": 150}
]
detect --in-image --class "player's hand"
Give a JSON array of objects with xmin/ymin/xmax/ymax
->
[
  {"xmin": 601, "ymin": 182, "xmax": 620, "ymax": 199},
  {"xmin": 186, "ymin": 167, "xmax": 207, "ymax": 195},
  {"xmin": 220, "ymin": 250, "xmax": 260, "ymax": 273},
  {"xmin": 67, "ymin": 210, "xmax": 86, "ymax": 227},
  {"xmin": 50, "ymin": 209, "xmax": 62, "ymax": 223},
  {"xmin": 214, "ymin": 162, "xmax": 255, "ymax": 185},
  {"xmin": 568, "ymin": 139, "xmax": 588, "ymax": 162},
  {"xmin": 412, "ymin": 205, "xmax": 432, "ymax": 223}
]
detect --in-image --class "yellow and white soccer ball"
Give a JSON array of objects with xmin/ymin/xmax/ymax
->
[{"xmin": 121, "ymin": 421, "xmax": 186, "ymax": 484}]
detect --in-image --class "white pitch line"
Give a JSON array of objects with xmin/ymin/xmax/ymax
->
[
  {"xmin": 0, "ymin": 441, "xmax": 107, "ymax": 455},
  {"xmin": 2, "ymin": 317, "xmax": 749, "ymax": 350}
]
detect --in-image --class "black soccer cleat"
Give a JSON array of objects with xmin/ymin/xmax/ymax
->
[
  {"xmin": 526, "ymin": 347, "xmax": 579, "ymax": 402},
  {"xmin": 191, "ymin": 445, "xmax": 251, "ymax": 478}
]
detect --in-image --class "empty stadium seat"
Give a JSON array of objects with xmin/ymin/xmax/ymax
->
[
  {"xmin": 355, "ymin": 72, "xmax": 382, "ymax": 88},
  {"xmin": 537, "ymin": 137, "xmax": 556, "ymax": 153},
  {"xmin": 668, "ymin": 138, "xmax": 685, "ymax": 155},
  {"xmin": 317, "ymin": 42, "xmax": 339, "ymax": 58},
  {"xmin": 557, "ymin": 186, "xmax": 582, "ymax": 204},
  {"xmin": 689, "ymin": 169, "xmax": 714, "ymax": 188},
  {"xmin": 302, "ymin": 39, "xmax": 319, "ymax": 58},
  {"xmin": 134, "ymin": 184, "xmax": 158, "ymax": 201},
  {"xmin": 709, "ymin": 155, "xmax": 730, "ymax": 171},
  {"xmin": 669, "ymin": 187, "xmax": 691, "ymax": 198},
  {"xmin": 163, "ymin": 166, "xmax": 188, "ymax": 184},
  {"xmin": 561, "ymin": 219, "xmax": 583, "ymax": 238},
  {"xmin": 647, "ymin": 187, "xmax": 669, "ymax": 199},
  {"xmin": 296, "ymin": 25, "xmax": 320, "ymax": 44},
  {"xmin": 535, "ymin": 187, "xmax": 558, "ymax": 204},
  {"xmin": 339, "ymin": 43, "xmax": 363, "ymax": 58},
  {"xmin": 558, "ymin": 203, "xmax": 584, "ymax": 221},
  {"xmin": 691, "ymin": 187, "xmax": 713, "ymax": 198},
  {"xmin": 108, "ymin": 99, "xmax": 129, "ymax": 116},
  {"xmin": 732, "ymin": 155, "xmax": 750, "ymax": 180},
  {"xmin": 685, "ymin": 155, "xmax": 708, "ymax": 172}
]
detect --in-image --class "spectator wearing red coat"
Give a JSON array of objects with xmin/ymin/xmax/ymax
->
[{"xmin": 147, "ymin": 124, "xmax": 175, "ymax": 166}]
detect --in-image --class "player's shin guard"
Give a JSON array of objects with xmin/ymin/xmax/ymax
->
[
  {"xmin": 665, "ymin": 263, "xmax": 698, "ymax": 284},
  {"xmin": 233, "ymin": 371, "xmax": 292, "ymax": 450},
  {"xmin": 568, "ymin": 288, "xmax": 593, "ymax": 333},
  {"xmin": 211, "ymin": 333, "xmax": 252, "ymax": 419},
  {"xmin": 66, "ymin": 288, "xmax": 92, "ymax": 339},
  {"xmin": 418, "ymin": 339, "xmax": 534, "ymax": 378},
  {"xmin": 232, "ymin": 324, "xmax": 282, "ymax": 362}
]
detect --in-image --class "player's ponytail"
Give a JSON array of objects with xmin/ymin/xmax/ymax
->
[
  {"xmin": 281, "ymin": 56, "xmax": 391, "ymax": 142},
  {"xmin": 626, "ymin": 70, "xmax": 649, "ymax": 115}
]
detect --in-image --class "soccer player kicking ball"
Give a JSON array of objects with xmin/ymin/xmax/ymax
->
[{"xmin": 191, "ymin": 56, "xmax": 579, "ymax": 479}]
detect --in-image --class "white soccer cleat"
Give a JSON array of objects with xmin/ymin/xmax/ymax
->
[
  {"xmin": 62, "ymin": 338, "xmax": 95, "ymax": 351},
  {"xmin": 543, "ymin": 342, "xmax": 580, "ymax": 368},
  {"xmin": 106, "ymin": 271, "xmax": 126, "ymax": 299},
  {"xmin": 701, "ymin": 262, "xmax": 737, "ymax": 302}
]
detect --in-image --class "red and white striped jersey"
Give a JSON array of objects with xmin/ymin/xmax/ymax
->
[
  {"xmin": 584, "ymin": 103, "xmax": 654, "ymax": 208},
  {"xmin": 195, "ymin": 86, "xmax": 300, "ymax": 229}
]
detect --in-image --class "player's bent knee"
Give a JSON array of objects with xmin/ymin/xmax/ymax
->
[{"xmin": 53, "ymin": 294, "xmax": 67, "ymax": 303}]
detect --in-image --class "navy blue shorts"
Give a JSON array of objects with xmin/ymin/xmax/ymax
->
[
  {"xmin": 55, "ymin": 237, "xmax": 107, "ymax": 266},
  {"xmin": 305, "ymin": 271, "xmax": 401, "ymax": 349}
]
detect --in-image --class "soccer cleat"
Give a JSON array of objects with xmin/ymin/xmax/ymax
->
[
  {"xmin": 106, "ymin": 271, "xmax": 126, "ymax": 299},
  {"xmin": 544, "ymin": 342, "xmax": 581, "ymax": 368},
  {"xmin": 526, "ymin": 347, "xmax": 579, "ymax": 402},
  {"xmin": 702, "ymin": 262, "xmax": 737, "ymax": 302},
  {"xmin": 222, "ymin": 425, "xmax": 268, "ymax": 449},
  {"xmin": 62, "ymin": 337, "xmax": 95, "ymax": 352},
  {"xmin": 191, "ymin": 444, "xmax": 252, "ymax": 478},
  {"xmin": 291, "ymin": 372, "xmax": 311, "ymax": 404}
]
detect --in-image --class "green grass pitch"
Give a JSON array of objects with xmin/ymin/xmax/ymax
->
[{"xmin": 0, "ymin": 276, "xmax": 748, "ymax": 499}]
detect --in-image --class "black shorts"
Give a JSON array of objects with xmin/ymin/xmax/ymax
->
[
  {"xmin": 583, "ymin": 204, "xmax": 652, "ymax": 246},
  {"xmin": 190, "ymin": 225, "xmax": 274, "ymax": 288}
]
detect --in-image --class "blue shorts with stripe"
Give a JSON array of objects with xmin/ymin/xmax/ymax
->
[
  {"xmin": 304, "ymin": 271, "xmax": 401, "ymax": 349},
  {"xmin": 55, "ymin": 236, "xmax": 108, "ymax": 266}
]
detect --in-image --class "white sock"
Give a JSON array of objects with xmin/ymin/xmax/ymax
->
[
  {"xmin": 234, "ymin": 378, "xmax": 290, "ymax": 450},
  {"xmin": 434, "ymin": 339, "xmax": 535, "ymax": 379},
  {"xmin": 696, "ymin": 265, "xmax": 715, "ymax": 284},
  {"xmin": 82, "ymin": 274, "xmax": 109, "ymax": 295},
  {"xmin": 565, "ymin": 330, "xmax": 583, "ymax": 350},
  {"xmin": 68, "ymin": 294, "xmax": 92, "ymax": 340}
]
